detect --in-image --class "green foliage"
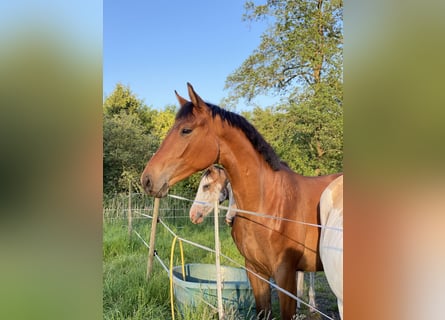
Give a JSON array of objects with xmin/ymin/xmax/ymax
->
[
  {"xmin": 243, "ymin": 95, "xmax": 342, "ymax": 175},
  {"xmin": 227, "ymin": 0, "xmax": 343, "ymax": 101},
  {"xmin": 226, "ymin": 0, "xmax": 343, "ymax": 174},
  {"xmin": 103, "ymin": 84, "xmax": 204, "ymax": 196},
  {"xmin": 241, "ymin": 106, "xmax": 286, "ymax": 163},
  {"xmin": 276, "ymin": 82, "xmax": 343, "ymax": 175},
  {"xmin": 104, "ymin": 83, "xmax": 157, "ymax": 133},
  {"xmin": 103, "ymin": 111, "xmax": 158, "ymax": 194},
  {"xmin": 151, "ymin": 104, "xmax": 177, "ymax": 140},
  {"xmin": 104, "ymin": 83, "xmax": 141, "ymax": 114}
]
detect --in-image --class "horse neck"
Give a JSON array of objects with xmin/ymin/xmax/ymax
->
[{"xmin": 216, "ymin": 126, "xmax": 274, "ymax": 211}]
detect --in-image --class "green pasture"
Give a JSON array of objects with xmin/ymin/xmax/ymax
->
[{"xmin": 103, "ymin": 195, "xmax": 339, "ymax": 320}]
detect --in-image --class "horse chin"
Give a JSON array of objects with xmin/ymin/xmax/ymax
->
[
  {"xmin": 150, "ymin": 182, "xmax": 169, "ymax": 198},
  {"xmin": 191, "ymin": 212, "xmax": 204, "ymax": 224},
  {"xmin": 194, "ymin": 218, "xmax": 204, "ymax": 224}
]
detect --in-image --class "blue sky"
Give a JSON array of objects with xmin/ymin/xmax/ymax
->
[{"xmin": 104, "ymin": 1, "xmax": 279, "ymax": 111}]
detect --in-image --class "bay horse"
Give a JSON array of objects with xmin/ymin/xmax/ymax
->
[
  {"xmin": 141, "ymin": 83, "xmax": 342, "ymax": 320},
  {"xmin": 189, "ymin": 165, "xmax": 317, "ymax": 312},
  {"xmin": 319, "ymin": 175, "xmax": 343, "ymax": 319}
]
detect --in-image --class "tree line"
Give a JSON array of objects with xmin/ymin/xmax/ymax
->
[{"xmin": 103, "ymin": 0, "xmax": 343, "ymax": 196}]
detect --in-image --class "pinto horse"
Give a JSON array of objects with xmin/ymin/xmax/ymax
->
[
  {"xmin": 189, "ymin": 165, "xmax": 317, "ymax": 311},
  {"xmin": 319, "ymin": 175, "xmax": 343, "ymax": 319},
  {"xmin": 189, "ymin": 165, "xmax": 235, "ymax": 225},
  {"xmin": 141, "ymin": 83, "xmax": 342, "ymax": 320}
]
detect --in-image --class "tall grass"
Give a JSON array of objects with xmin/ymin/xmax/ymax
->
[
  {"xmin": 103, "ymin": 194, "xmax": 340, "ymax": 320},
  {"xmin": 103, "ymin": 194, "xmax": 247, "ymax": 320}
]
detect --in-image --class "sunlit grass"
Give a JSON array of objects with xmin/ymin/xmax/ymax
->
[
  {"xmin": 103, "ymin": 196, "xmax": 339, "ymax": 319},
  {"xmin": 103, "ymin": 200, "xmax": 248, "ymax": 320}
]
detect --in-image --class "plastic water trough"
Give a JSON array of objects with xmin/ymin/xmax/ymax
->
[{"xmin": 172, "ymin": 263, "xmax": 255, "ymax": 317}]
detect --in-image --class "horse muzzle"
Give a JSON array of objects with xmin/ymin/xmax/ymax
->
[
  {"xmin": 141, "ymin": 173, "xmax": 169, "ymax": 198},
  {"xmin": 190, "ymin": 208, "xmax": 204, "ymax": 224}
]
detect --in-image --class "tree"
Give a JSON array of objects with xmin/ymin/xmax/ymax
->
[
  {"xmin": 103, "ymin": 84, "xmax": 202, "ymax": 196},
  {"xmin": 104, "ymin": 83, "xmax": 142, "ymax": 115},
  {"xmin": 104, "ymin": 83, "xmax": 156, "ymax": 134},
  {"xmin": 226, "ymin": 0, "xmax": 343, "ymax": 102},
  {"xmin": 103, "ymin": 84, "xmax": 160, "ymax": 194},
  {"xmin": 278, "ymin": 96, "xmax": 343, "ymax": 175},
  {"xmin": 151, "ymin": 104, "xmax": 177, "ymax": 140},
  {"xmin": 103, "ymin": 111, "xmax": 158, "ymax": 194},
  {"xmin": 226, "ymin": 0, "xmax": 343, "ymax": 174}
]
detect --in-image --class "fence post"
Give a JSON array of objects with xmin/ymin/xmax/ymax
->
[
  {"xmin": 214, "ymin": 200, "xmax": 224, "ymax": 320},
  {"xmin": 297, "ymin": 271, "xmax": 303, "ymax": 309},
  {"xmin": 146, "ymin": 197, "xmax": 160, "ymax": 280},
  {"xmin": 128, "ymin": 180, "xmax": 132, "ymax": 236}
]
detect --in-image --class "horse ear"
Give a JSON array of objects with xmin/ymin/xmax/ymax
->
[
  {"xmin": 175, "ymin": 90, "xmax": 189, "ymax": 107},
  {"xmin": 187, "ymin": 82, "xmax": 207, "ymax": 111}
]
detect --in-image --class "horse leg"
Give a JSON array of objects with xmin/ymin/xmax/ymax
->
[
  {"xmin": 308, "ymin": 272, "xmax": 316, "ymax": 312},
  {"xmin": 246, "ymin": 262, "xmax": 272, "ymax": 320},
  {"xmin": 274, "ymin": 265, "xmax": 297, "ymax": 320}
]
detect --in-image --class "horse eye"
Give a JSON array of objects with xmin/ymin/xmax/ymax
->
[
  {"xmin": 181, "ymin": 128, "xmax": 192, "ymax": 136},
  {"xmin": 202, "ymin": 184, "xmax": 210, "ymax": 191}
]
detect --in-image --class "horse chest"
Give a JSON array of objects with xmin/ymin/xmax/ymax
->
[{"xmin": 231, "ymin": 219, "xmax": 275, "ymax": 268}]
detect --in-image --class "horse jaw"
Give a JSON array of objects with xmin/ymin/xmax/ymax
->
[{"xmin": 151, "ymin": 182, "xmax": 169, "ymax": 198}]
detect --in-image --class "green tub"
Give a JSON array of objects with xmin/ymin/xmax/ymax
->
[{"xmin": 172, "ymin": 263, "xmax": 255, "ymax": 316}]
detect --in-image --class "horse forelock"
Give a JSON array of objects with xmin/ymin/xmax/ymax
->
[
  {"xmin": 201, "ymin": 168, "xmax": 211, "ymax": 179},
  {"xmin": 175, "ymin": 100, "xmax": 282, "ymax": 171},
  {"xmin": 175, "ymin": 101, "xmax": 195, "ymax": 120},
  {"xmin": 201, "ymin": 165, "xmax": 224, "ymax": 181}
]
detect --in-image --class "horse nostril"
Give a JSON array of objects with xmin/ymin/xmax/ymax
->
[{"xmin": 141, "ymin": 174, "xmax": 152, "ymax": 193}]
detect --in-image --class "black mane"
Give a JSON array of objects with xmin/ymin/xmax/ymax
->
[{"xmin": 176, "ymin": 102, "xmax": 282, "ymax": 171}]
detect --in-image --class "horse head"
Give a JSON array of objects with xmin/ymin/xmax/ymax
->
[
  {"xmin": 140, "ymin": 83, "xmax": 220, "ymax": 197},
  {"xmin": 189, "ymin": 165, "xmax": 229, "ymax": 224}
]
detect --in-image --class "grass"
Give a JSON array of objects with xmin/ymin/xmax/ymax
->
[
  {"xmin": 103, "ymin": 206, "xmax": 245, "ymax": 320},
  {"xmin": 103, "ymin": 223, "xmax": 170, "ymax": 319},
  {"xmin": 103, "ymin": 195, "xmax": 340, "ymax": 319}
]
